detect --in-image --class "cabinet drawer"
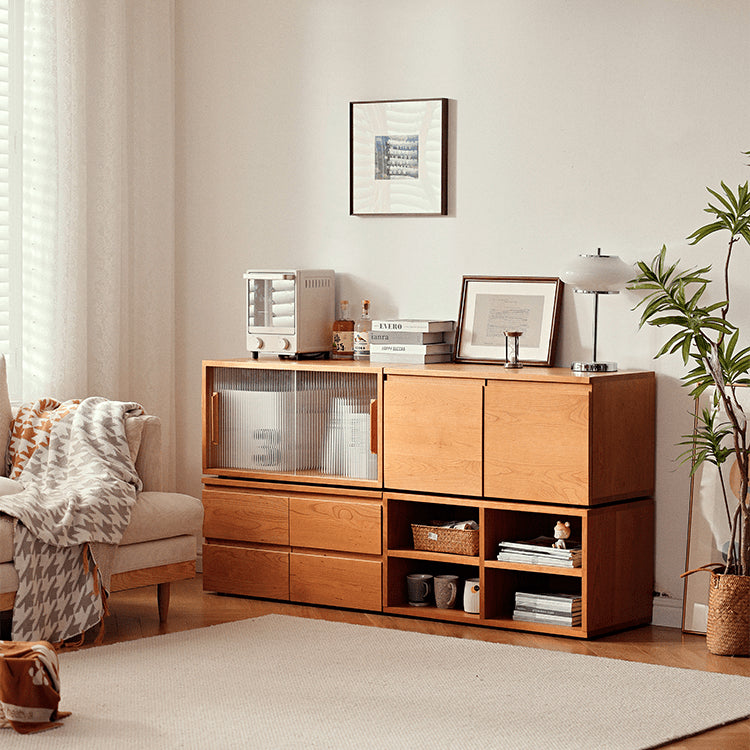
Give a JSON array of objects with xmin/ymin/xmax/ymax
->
[
  {"xmin": 203, "ymin": 488, "xmax": 289, "ymax": 544},
  {"xmin": 384, "ymin": 375, "xmax": 483, "ymax": 496},
  {"xmin": 290, "ymin": 552, "xmax": 382, "ymax": 611},
  {"xmin": 202, "ymin": 542, "xmax": 289, "ymax": 600},
  {"xmin": 289, "ymin": 496, "xmax": 381, "ymax": 554}
]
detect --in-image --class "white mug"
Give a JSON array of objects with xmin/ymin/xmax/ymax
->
[{"xmin": 463, "ymin": 577, "xmax": 480, "ymax": 614}]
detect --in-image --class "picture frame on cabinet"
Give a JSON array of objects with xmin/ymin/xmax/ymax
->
[
  {"xmin": 454, "ymin": 276, "xmax": 563, "ymax": 366},
  {"xmin": 349, "ymin": 98, "xmax": 448, "ymax": 216}
]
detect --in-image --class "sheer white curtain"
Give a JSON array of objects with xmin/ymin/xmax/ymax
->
[{"xmin": 22, "ymin": 0, "xmax": 176, "ymax": 483}]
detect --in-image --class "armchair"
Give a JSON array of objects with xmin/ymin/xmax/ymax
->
[{"xmin": 0, "ymin": 358, "xmax": 202, "ymax": 627}]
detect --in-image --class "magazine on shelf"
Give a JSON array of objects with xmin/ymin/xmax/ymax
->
[
  {"xmin": 512, "ymin": 610, "xmax": 582, "ymax": 626},
  {"xmin": 514, "ymin": 592, "xmax": 582, "ymax": 613},
  {"xmin": 497, "ymin": 551, "xmax": 581, "ymax": 568},
  {"xmin": 498, "ymin": 536, "xmax": 581, "ymax": 557}
]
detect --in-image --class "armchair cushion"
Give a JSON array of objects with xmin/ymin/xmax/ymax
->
[{"xmin": 119, "ymin": 491, "xmax": 203, "ymax": 546}]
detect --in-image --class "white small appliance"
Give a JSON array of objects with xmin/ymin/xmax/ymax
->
[{"xmin": 244, "ymin": 269, "xmax": 335, "ymax": 356}]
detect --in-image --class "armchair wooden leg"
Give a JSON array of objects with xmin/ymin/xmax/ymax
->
[{"xmin": 157, "ymin": 582, "xmax": 170, "ymax": 623}]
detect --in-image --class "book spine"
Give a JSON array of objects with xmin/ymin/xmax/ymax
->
[
  {"xmin": 370, "ymin": 343, "xmax": 452, "ymax": 355},
  {"xmin": 371, "ymin": 320, "xmax": 454, "ymax": 332},
  {"xmin": 369, "ymin": 331, "xmax": 445, "ymax": 344}
]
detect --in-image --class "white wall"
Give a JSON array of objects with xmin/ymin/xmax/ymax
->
[{"xmin": 174, "ymin": 0, "xmax": 750, "ymax": 608}]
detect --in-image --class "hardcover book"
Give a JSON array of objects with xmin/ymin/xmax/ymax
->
[
  {"xmin": 369, "ymin": 343, "xmax": 452, "ymax": 355},
  {"xmin": 370, "ymin": 319, "xmax": 456, "ymax": 333},
  {"xmin": 369, "ymin": 331, "xmax": 447, "ymax": 344}
]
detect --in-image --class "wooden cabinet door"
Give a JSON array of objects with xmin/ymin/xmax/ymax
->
[
  {"xmin": 484, "ymin": 380, "xmax": 590, "ymax": 504},
  {"xmin": 383, "ymin": 376, "xmax": 483, "ymax": 496},
  {"xmin": 203, "ymin": 543, "xmax": 289, "ymax": 600}
]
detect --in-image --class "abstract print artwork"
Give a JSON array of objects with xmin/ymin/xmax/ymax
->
[{"xmin": 350, "ymin": 99, "xmax": 448, "ymax": 215}]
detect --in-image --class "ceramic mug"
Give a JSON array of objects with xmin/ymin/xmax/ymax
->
[
  {"xmin": 434, "ymin": 574, "xmax": 459, "ymax": 609},
  {"xmin": 406, "ymin": 573, "xmax": 433, "ymax": 607},
  {"xmin": 463, "ymin": 577, "xmax": 480, "ymax": 614}
]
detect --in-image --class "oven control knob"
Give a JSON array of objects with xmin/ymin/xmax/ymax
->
[
  {"xmin": 250, "ymin": 336, "xmax": 264, "ymax": 350},
  {"xmin": 280, "ymin": 338, "xmax": 291, "ymax": 350}
]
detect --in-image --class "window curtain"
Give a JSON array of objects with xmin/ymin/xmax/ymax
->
[{"xmin": 22, "ymin": 0, "xmax": 176, "ymax": 484}]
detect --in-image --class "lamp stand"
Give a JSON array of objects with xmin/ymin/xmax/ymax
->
[{"xmin": 570, "ymin": 290, "xmax": 618, "ymax": 373}]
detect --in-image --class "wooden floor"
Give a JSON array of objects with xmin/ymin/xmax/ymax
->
[{"xmin": 97, "ymin": 576, "xmax": 750, "ymax": 749}]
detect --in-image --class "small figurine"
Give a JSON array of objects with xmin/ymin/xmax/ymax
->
[{"xmin": 552, "ymin": 520, "xmax": 571, "ymax": 549}]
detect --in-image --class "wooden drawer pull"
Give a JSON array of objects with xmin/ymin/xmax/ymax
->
[
  {"xmin": 211, "ymin": 391, "xmax": 220, "ymax": 445},
  {"xmin": 370, "ymin": 399, "xmax": 378, "ymax": 454}
]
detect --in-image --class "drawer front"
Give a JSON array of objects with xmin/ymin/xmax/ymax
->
[
  {"xmin": 289, "ymin": 496, "xmax": 382, "ymax": 555},
  {"xmin": 203, "ymin": 488, "xmax": 289, "ymax": 545},
  {"xmin": 202, "ymin": 542, "xmax": 289, "ymax": 600},
  {"xmin": 290, "ymin": 552, "xmax": 382, "ymax": 611}
]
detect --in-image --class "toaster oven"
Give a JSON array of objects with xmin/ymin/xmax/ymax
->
[{"xmin": 244, "ymin": 269, "xmax": 335, "ymax": 356}]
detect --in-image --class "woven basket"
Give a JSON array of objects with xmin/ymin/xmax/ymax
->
[
  {"xmin": 411, "ymin": 524, "xmax": 479, "ymax": 557},
  {"xmin": 706, "ymin": 572, "xmax": 750, "ymax": 656}
]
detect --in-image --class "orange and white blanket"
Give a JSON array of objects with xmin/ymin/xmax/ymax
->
[
  {"xmin": 0, "ymin": 397, "xmax": 143, "ymax": 643},
  {"xmin": 0, "ymin": 640, "xmax": 69, "ymax": 733}
]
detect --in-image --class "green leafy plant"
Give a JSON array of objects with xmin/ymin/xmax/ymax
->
[{"xmin": 629, "ymin": 152, "xmax": 750, "ymax": 575}]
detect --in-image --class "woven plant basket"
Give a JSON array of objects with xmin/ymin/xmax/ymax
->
[
  {"xmin": 706, "ymin": 572, "xmax": 750, "ymax": 656},
  {"xmin": 682, "ymin": 564, "xmax": 750, "ymax": 656},
  {"xmin": 411, "ymin": 524, "xmax": 479, "ymax": 557}
]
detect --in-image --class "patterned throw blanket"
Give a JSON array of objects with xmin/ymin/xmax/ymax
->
[{"xmin": 0, "ymin": 397, "xmax": 144, "ymax": 643}]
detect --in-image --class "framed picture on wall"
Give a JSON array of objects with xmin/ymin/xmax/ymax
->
[
  {"xmin": 454, "ymin": 276, "xmax": 563, "ymax": 365},
  {"xmin": 349, "ymin": 98, "xmax": 448, "ymax": 216}
]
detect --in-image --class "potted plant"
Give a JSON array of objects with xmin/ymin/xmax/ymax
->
[{"xmin": 629, "ymin": 151, "xmax": 750, "ymax": 655}]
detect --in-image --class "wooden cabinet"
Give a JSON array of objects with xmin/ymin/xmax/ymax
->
[
  {"xmin": 484, "ymin": 373, "xmax": 655, "ymax": 504},
  {"xmin": 201, "ymin": 359, "xmax": 655, "ymax": 639}
]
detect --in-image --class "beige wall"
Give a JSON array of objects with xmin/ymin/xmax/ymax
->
[{"xmin": 174, "ymin": 0, "xmax": 750, "ymax": 610}]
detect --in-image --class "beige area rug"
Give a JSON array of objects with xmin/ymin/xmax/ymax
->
[{"xmin": 4, "ymin": 614, "xmax": 750, "ymax": 749}]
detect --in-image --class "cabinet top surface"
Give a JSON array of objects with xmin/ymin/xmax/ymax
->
[{"xmin": 203, "ymin": 358, "xmax": 653, "ymax": 384}]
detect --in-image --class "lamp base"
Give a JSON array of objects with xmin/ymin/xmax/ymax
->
[{"xmin": 571, "ymin": 361, "xmax": 618, "ymax": 373}]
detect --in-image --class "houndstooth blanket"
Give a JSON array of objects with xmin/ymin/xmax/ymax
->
[{"xmin": 0, "ymin": 397, "xmax": 143, "ymax": 642}]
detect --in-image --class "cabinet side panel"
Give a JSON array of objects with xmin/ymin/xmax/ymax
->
[
  {"xmin": 383, "ymin": 376, "xmax": 483, "ymax": 496},
  {"xmin": 591, "ymin": 374, "xmax": 656, "ymax": 501},
  {"xmin": 584, "ymin": 499, "xmax": 654, "ymax": 634},
  {"xmin": 290, "ymin": 552, "xmax": 382, "ymax": 611},
  {"xmin": 485, "ymin": 381, "xmax": 590, "ymax": 504}
]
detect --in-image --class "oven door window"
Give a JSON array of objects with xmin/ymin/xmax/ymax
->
[{"xmin": 248, "ymin": 278, "xmax": 295, "ymax": 332}]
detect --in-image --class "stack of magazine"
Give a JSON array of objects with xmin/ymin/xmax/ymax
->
[
  {"xmin": 496, "ymin": 535, "xmax": 582, "ymax": 568},
  {"xmin": 512, "ymin": 592, "xmax": 582, "ymax": 627},
  {"xmin": 369, "ymin": 320, "xmax": 455, "ymax": 363}
]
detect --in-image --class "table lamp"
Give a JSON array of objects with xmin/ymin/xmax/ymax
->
[{"xmin": 562, "ymin": 248, "xmax": 632, "ymax": 373}]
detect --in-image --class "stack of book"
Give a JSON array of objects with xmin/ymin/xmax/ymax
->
[
  {"xmin": 496, "ymin": 535, "xmax": 582, "ymax": 568},
  {"xmin": 368, "ymin": 319, "xmax": 455, "ymax": 363},
  {"xmin": 512, "ymin": 592, "xmax": 582, "ymax": 627}
]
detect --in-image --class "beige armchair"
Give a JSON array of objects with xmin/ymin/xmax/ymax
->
[{"xmin": 0, "ymin": 359, "xmax": 202, "ymax": 626}]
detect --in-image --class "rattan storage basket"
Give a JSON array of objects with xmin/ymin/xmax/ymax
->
[{"xmin": 411, "ymin": 523, "xmax": 479, "ymax": 556}]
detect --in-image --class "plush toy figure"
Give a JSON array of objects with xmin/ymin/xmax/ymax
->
[{"xmin": 552, "ymin": 520, "xmax": 571, "ymax": 549}]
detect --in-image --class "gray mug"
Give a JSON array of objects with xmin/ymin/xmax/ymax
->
[
  {"xmin": 434, "ymin": 574, "xmax": 459, "ymax": 609},
  {"xmin": 406, "ymin": 573, "xmax": 433, "ymax": 607}
]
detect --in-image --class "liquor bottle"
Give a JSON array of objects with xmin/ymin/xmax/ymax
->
[
  {"xmin": 332, "ymin": 300, "xmax": 354, "ymax": 359},
  {"xmin": 353, "ymin": 299, "xmax": 372, "ymax": 361}
]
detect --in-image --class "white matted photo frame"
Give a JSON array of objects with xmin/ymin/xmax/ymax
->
[
  {"xmin": 454, "ymin": 276, "xmax": 563, "ymax": 365},
  {"xmin": 350, "ymin": 98, "xmax": 448, "ymax": 216},
  {"xmin": 683, "ymin": 385, "xmax": 750, "ymax": 634}
]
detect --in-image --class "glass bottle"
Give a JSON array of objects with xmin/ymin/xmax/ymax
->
[
  {"xmin": 353, "ymin": 299, "xmax": 372, "ymax": 361},
  {"xmin": 332, "ymin": 300, "xmax": 354, "ymax": 359}
]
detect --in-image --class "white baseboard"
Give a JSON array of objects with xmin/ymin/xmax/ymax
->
[{"xmin": 651, "ymin": 596, "xmax": 683, "ymax": 629}]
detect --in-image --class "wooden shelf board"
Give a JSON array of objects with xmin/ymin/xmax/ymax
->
[
  {"xmin": 387, "ymin": 549, "xmax": 480, "ymax": 565},
  {"xmin": 485, "ymin": 560, "xmax": 583, "ymax": 577},
  {"xmin": 484, "ymin": 616, "xmax": 586, "ymax": 637},
  {"xmin": 384, "ymin": 605, "xmax": 482, "ymax": 624}
]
